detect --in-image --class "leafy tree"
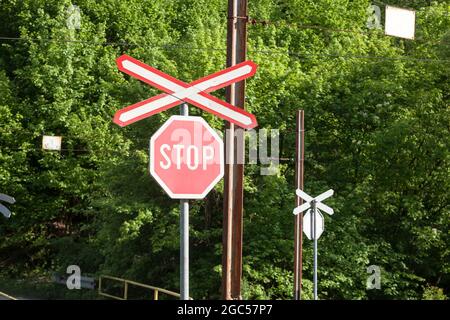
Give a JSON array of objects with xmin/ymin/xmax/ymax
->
[{"xmin": 0, "ymin": 0, "xmax": 448, "ymax": 299}]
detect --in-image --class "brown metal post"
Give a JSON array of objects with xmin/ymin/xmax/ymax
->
[
  {"xmin": 294, "ymin": 110, "xmax": 305, "ymax": 300},
  {"xmin": 222, "ymin": 0, "xmax": 248, "ymax": 300},
  {"xmin": 231, "ymin": 0, "xmax": 248, "ymax": 300}
]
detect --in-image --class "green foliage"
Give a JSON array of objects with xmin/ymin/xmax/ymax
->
[
  {"xmin": 0, "ymin": 0, "xmax": 449, "ymax": 300},
  {"xmin": 422, "ymin": 285, "xmax": 447, "ymax": 300}
]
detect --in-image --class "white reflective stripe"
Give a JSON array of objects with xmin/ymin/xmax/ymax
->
[
  {"xmin": 119, "ymin": 95, "xmax": 179, "ymax": 122},
  {"xmin": 194, "ymin": 65, "xmax": 253, "ymax": 91},
  {"xmin": 317, "ymin": 202, "xmax": 334, "ymax": 215},
  {"xmin": 122, "ymin": 60, "xmax": 184, "ymax": 92},
  {"xmin": 188, "ymin": 94, "xmax": 252, "ymax": 126},
  {"xmin": 0, "ymin": 193, "xmax": 15, "ymax": 204},
  {"xmin": 293, "ymin": 202, "xmax": 311, "ymax": 215},
  {"xmin": 296, "ymin": 189, "xmax": 313, "ymax": 202},
  {"xmin": 314, "ymin": 189, "xmax": 334, "ymax": 203},
  {"xmin": 0, "ymin": 203, "xmax": 11, "ymax": 218}
]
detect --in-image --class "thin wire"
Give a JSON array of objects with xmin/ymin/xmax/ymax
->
[
  {"xmin": 0, "ymin": 36, "xmax": 227, "ymax": 51},
  {"xmin": 0, "ymin": 36, "xmax": 448, "ymax": 63},
  {"xmin": 249, "ymin": 19, "xmax": 370, "ymax": 36},
  {"xmin": 0, "ymin": 36, "xmax": 134, "ymax": 46},
  {"xmin": 2, "ymin": 28, "xmax": 449, "ymax": 47},
  {"xmin": 247, "ymin": 18, "xmax": 450, "ymax": 45},
  {"xmin": 248, "ymin": 49, "xmax": 449, "ymax": 63},
  {"xmin": 1, "ymin": 147, "xmax": 295, "ymax": 162}
]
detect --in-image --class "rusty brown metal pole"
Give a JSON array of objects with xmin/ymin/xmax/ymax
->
[
  {"xmin": 231, "ymin": 0, "xmax": 248, "ymax": 301},
  {"xmin": 222, "ymin": 0, "xmax": 247, "ymax": 300},
  {"xmin": 294, "ymin": 110, "xmax": 305, "ymax": 300}
]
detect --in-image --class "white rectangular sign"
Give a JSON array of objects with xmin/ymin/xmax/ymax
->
[
  {"xmin": 42, "ymin": 136, "xmax": 62, "ymax": 151},
  {"xmin": 385, "ymin": 5, "xmax": 416, "ymax": 40}
]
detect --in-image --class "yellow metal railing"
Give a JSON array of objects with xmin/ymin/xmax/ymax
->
[
  {"xmin": 0, "ymin": 290, "xmax": 18, "ymax": 300},
  {"xmin": 98, "ymin": 275, "xmax": 186, "ymax": 300}
]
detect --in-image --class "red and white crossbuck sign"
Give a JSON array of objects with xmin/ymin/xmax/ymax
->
[{"xmin": 114, "ymin": 55, "xmax": 258, "ymax": 129}]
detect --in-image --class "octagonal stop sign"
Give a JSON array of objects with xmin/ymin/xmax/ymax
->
[{"xmin": 150, "ymin": 115, "xmax": 224, "ymax": 199}]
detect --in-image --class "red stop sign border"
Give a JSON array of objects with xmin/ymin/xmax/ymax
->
[{"xmin": 149, "ymin": 115, "xmax": 224, "ymax": 199}]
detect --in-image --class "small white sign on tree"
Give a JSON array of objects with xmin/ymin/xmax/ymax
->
[
  {"xmin": 385, "ymin": 5, "xmax": 416, "ymax": 40},
  {"xmin": 42, "ymin": 136, "xmax": 62, "ymax": 151}
]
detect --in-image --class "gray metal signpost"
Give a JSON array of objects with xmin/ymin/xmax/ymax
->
[
  {"xmin": 311, "ymin": 200, "xmax": 318, "ymax": 300},
  {"xmin": 180, "ymin": 103, "xmax": 189, "ymax": 300},
  {"xmin": 293, "ymin": 189, "xmax": 334, "ymax": 300}
]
